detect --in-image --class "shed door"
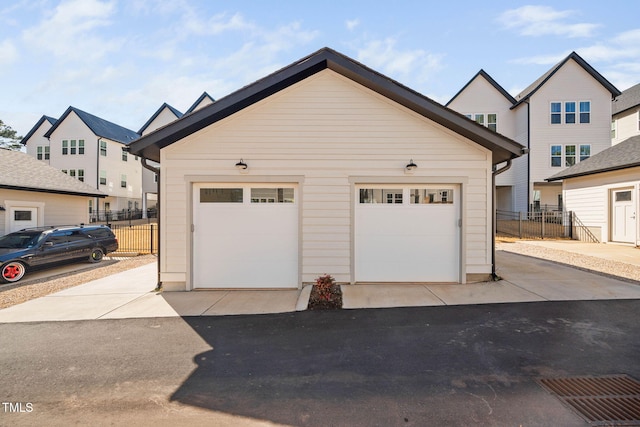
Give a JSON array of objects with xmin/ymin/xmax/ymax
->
[
  {"xmin": 612, "ymin": 189, "xmax": 636, "ymax": 243},
  {"xmin": 9, "ymin": 207, "xmax": 38, "ymax": 232},
  {"xmin": 355, "ymin": 185, "xmax": 460, "ymax": 282},
  {"xmin": 193, "ymin": 184, "xmax": 298, "ymax": 288}
]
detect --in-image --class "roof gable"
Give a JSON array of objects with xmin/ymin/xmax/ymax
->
[
  {"xmin": 547, "ymin": 135, "xmax": 640, "ymax": 181},
  {"xmin": 0, "ymin": 148, "xmax": 105, "ymax": 197},
  {"xmin": 20, "ymin": 115, "xmax": 57, "ymax": 146},
  {"xmin": 128, "ymin": 47, "xmax": 524, "ymax": 165},
  {"xmin": 44, "ymin": 106, "xmax": 139, "ymax": 144},
  {"xmin": 185, "ymin": 92, "xmax": 215, "ymax": 114},
  {"xmin": 446, "ymin": 69, "xmax": 516, "ymax": 107},
  {"xmin": 612, "ymin": 82, "xmax": 640, "ymax": 116},
  {"xmin": 138, "ymin": 103, "xmax": 183, "ymax": 134},
  {"xmin": 512, "ymin": 51, "xmax": 621, "ymax": 109}
]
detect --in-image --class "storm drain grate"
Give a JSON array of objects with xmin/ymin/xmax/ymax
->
[{"xmin": 538, "ymin": 375, "xmax": 640, "ymax": 426}]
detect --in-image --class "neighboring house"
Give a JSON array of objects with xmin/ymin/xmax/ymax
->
[
  {"xmin": 611, "ymin": 82, "xmax": 640, "ymax": 144},
  {"xmin": 128, "ymin": 47, "xmax": 523, "ymax": 291},
  {"xmin": 547, "ymin": 135, "xmax": 640, "ymax": 246},
  {"xmin": 448, "ymin": 52, "xmax": 621, "ymax": 213},
  {"xmin": 0, "ymin": 148, "xmax": 105, "ymax": 235},
  {"xmin": 138, "ymin": 103, "xmax": 183, "ymax": 217},
  {"xmin": 185, "ymin": 92, "xmax": 215, "ymax": 114},
  {"xmin": 22, "ymin": 107, "xmax": 142, "ymax": 221}
]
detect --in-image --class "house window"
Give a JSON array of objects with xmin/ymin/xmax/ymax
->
[
  {"xmin": 70, "ymin": 140, "xmax": 77, "ymax": 155},
  {"xmin": 551, "ymin": 145, "xmax": 562, "ymax": 167},
  {"xmin": 487, "ymin": 114, "xmax": 497, "ymax": 132},
  {"xmin": 611, "ymin": 120, "xmax": 616, "ymax": 139},
  {"xmin": 78, "ymin": 169, "xmax": 84, "ymax": 182},
  {"xmin": 14, "ymin": 211, "xmax": 32, "ymax": 221},
  {"xmin": 88, "ymin": 200, "xmax": 93, "ymax": 214},
  {"xmin": 62, "ymin": 140, "xmax": 68, "ymax": 155},
  {"xmin": 154, "ymin": 173, "xmax": 158, "ymax": 183},
  {"xmin": 359, "ymin": 189, "xmax": 403, "ymax": 204},
  {"xmin": 62, "ymin": 169, "xmax": 68, "ymax": 174},
  {"xmin": 579, "ymin": 145, "xmax": 591, "ymax": 162},
  {"xmin": 37, "ymin": 146, "xmax": 43, "ymax": 160},
  {"xmin": 122, "ymin": 148, "xmax": 128, "ymax": 162},
  {"xmin": 78, "ymin": 140, "xmax": 84, "ymax": 155},
  {"xmin": 579, "ymin": 101, "xmax": 591, "ymax": 123},
  {"xmin": 45, "ymin": 146, "xmax": 50, "ymax": 160},
  {"xmin": 550, "ymin": 103, "xmax": 562, "ymax": 124},
  {"xmin": 565, "ymin": 145, "xmax": 576, "ymax": 166},
  {"xmin": 100, "ymin": 170, "xmax": 107, "ymax": 185},
  {"xmin": 69, "ymin": 169, "xmax": 76, "ymax": 178},
  {"xmin": 474, "ymin": 114, "xmax": 484, "ymax": 126},
  {"xmin": 565, "ymin": 102, "xmax": 576, "ymax": 124},
  {"xmin": 465, "ymin": 113, "xmax": 497, "ymax": 131},
  {"xmin": 121, "ymin": 174, "xmax": 127, "ymax": 188},
  {"xmin": 100, "ymin": 140, "xmax": 107, "ymax": 156}
]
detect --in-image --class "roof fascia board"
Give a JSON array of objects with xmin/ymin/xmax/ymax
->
[
  {"xmin": 0, "ymin": 184, "xmax": 106, "ymax": 198},
  {"xmin": 547, "ymin": 162, "xmax": 640, "ymax": 181}
]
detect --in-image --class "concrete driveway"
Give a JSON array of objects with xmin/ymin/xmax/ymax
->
[{"xmin": 0, "ymin": 241, "xmax": 638, "ymax": 322}]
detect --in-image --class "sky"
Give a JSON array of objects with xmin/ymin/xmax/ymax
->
[{"xmin": 2, "ymin": 0, "xmax": 640, "ymax": 137}]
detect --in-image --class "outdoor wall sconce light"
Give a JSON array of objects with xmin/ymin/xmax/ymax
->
[
  {"xmin": 235, "ymin": 159, "xmax": 248, "ymax": 174},
  {"xmin": 405, "ymin": 159, "xmax": 417, "ymax": 174},
  {"xmin": 0, "ymin": 206, "xmax": 5, "ymax": 211}
]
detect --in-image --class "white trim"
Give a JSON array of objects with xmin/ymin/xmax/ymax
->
[{"xmin": 4, "ymin": 200, "xmax": 45, "ymax": 232}]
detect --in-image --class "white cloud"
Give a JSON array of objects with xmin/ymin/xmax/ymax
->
[
  {"xmin": 356, "ymin": 38, "xmax": 444, "ymax": 86},
  {"xmin": 346, "ymin": 19, "xmax": 360, "ymax": 31},
  {"xmin": 0, "ymin": 39, "xmax": 18, "ymax": 65},
  {"xmin": 21, "ymin": 0, "xmax": 122, "ymax": 61},
  {"xmin": 497, "ymin": 5, "xmax": 600, "ymax": 38}
]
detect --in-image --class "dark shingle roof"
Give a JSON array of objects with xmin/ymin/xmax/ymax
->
[
  {"xmin": 0, "ymin": 148, "xmax": 105, "ymax": 197},
  {"xmin": 20, "ymin": 115, "xmax": 57, "ymax": 145},
  {"xmin": 512, "ymin": 52, "xmax": 621, "ymax": 109},
  {"xmin": 185, "ymin": 92, "xmax": 215, "ymax": 114},
  {"xmin": 128, "ymin": 47, "xmax": 524, "ymax": 165},
  {"xmin": 138, "ymin": 103, "xmax": 183, "ymax": 134},
  {"xmin": 446, "ymin": 69, "xmax": 517, "ymax": 107},
  {"xmin": 547, "ymin": 135, "xmax": 640, "ymax": 181},
  {"xmin": 44, "ymin": 107, "xmax": 139, "ymax": 144},
  {"xmin": 612, "ymin": 82, "xmax": 640, "ymax": 115}
]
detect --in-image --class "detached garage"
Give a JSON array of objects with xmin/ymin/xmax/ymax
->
[{"xmin": 128, "ymin": 48, "xmax": 523, "ymax": 291}]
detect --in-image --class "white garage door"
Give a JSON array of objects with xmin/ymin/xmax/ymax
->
[
  {"xmin": 193, "ymin": 183, "xmax": 298, "ymax": 288},
  {"xmin": 355, "ymin": 185, "xmax": 460, "ymax": 283}
]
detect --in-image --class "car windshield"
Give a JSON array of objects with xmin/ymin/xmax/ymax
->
[{"xmin": 0, "ymin": 232, "xmax": 44, "ymax": 249}]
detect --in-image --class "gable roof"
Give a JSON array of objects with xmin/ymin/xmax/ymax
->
[
  {"xmin": 512, "ymin": 51, "xmax": 621, "ymax": 109},
  {"xmin": 44, "ymin": 106, "xmax": 139, "ymax": 144},
  {"xmin": 612, "ymin": 82, "xmax": 640, "ymax": 116},
  {"xmin": 185, "ymin": 92, "xmax": 215, "ymax": 114},
  {"xmin": 446, "ymin": 69, "xmax": 517, "ymax": 107},
  {"xmin": 138, "ymin": 103, "xmax": 183, "ymax": 134},
  {"xmin": 20, "ymin": 115, "xmax": 57, "ymax": 145},
  {"xmin": 128, "ymin": 47, "xmax": 524, "ymax": 165},
  {"xmin": 0, "ymin": 148, "xmax": 105, "ymax": 197},
  {"xmin": 547, "ymin": 135, "xmax": 640, "ymax": 181}
]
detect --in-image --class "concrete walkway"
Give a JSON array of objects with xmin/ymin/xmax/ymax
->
[{"xmin": 0, "ymin": 241, "xmax": 638, "ymax": 322}]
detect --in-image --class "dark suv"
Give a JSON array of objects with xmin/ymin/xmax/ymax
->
[{"xmin": 0, "ymin": 225, "xmax": 118, "ymax": 283}]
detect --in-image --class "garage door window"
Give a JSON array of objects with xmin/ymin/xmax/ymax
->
[
  {"xmin": 359, "ymin": 189, "xmax": 403, "ymax": 204},
  {"xmin": 410, "ymin": 189, "xmax": 454, "ymax": 204},
  {"xmin": 200, "ymin": 188, "xmax": 243, "ymax": 203},
  {"xmin": 251, "ymin": 188, "xmax": 294, "ymax": 203}
]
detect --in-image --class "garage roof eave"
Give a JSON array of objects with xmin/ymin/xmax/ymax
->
[{"xmin": 127, "ymin": 47, "xmax": 524, "ymax": 164}]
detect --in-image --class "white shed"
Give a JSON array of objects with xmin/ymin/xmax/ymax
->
[{"xmin": 129, "ymin": 48, "xmax": 524, "ymax": 291}]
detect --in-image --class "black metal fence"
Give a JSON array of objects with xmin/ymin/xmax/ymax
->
[
  {"xmin": 109, "ymin": 223, "xmax": 158, "ymax": 254},
  {"xmin": 496, "ymin": 210, "xmax": 599, "ymax": 242},
  {"xmin": 90, "ymin": 208, "xmax": 157, "ymax": 223}
]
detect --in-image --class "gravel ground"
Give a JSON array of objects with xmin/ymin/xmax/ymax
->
[
  {"xmin": 496, "ymin": 240, "xmax": 640, "ymax": 283},
  {"xmin": 0, "ymin": 255, "xmax": 156, "ymax": 310}
]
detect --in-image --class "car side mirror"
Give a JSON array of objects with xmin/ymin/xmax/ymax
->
[{"xmin": 43, "ymin": 241, "xmax": 54, "ymax": 247}]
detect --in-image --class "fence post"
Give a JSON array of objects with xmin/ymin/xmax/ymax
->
[
  {"xmin": 519, "ymin": 211, "xmax": 523, "ymax": 238},
  {"xmin": 569, "ymin": 211, "xmax": 574, "ymax": 240},
  {"xmin": 150, "ymin": 224, "xmax": 155, "ymax": 254},
  {"xmin": 541, "ymin": 210, "xmax": 545, "ymax": 239}
]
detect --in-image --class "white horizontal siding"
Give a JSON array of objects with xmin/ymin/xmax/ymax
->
[{"xmin": 161, "ymin": 69, "xmax": 493, "ymax": 287}]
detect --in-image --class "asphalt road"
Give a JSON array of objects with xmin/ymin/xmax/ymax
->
[{"xmin": 1, "ymin": 299, "xmax": 639, "ymax": 426}]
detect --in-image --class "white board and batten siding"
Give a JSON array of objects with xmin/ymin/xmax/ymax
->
[{"xmin": 159, "ymin": 69, "xmax": 494, "ymax": 290}]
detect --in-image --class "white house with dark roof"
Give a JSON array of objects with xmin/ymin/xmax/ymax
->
[
  {"xmin": 22, "ymin": 106, "xmax": 142, "ymax": 220},
  {"xmin": 611, "ymin": 82, "xmax": 640, "ymax": 145},
  {"xmin": 185, "ymin": 92, "xmax": 215, "ymax": 114},
  {"xmin": 128, "ymin": 47, "xmax": 524, "ymax": 291},
  {"xmin": 448, "ymin": 52, "xmax": 621, "ymax": 214},
  {"xmin": 547, "ymin": 135, "xmax": 640, "ymax": 245},
  {"xmin": 0, "ymin": 148, "xmax": 105, "ymax": 234}
]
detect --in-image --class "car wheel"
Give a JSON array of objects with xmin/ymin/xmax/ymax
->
[
  {"xmin": 1, "ymin": 261, "xmax": 26, "ymax": 283},
  {"xmin": 89, "ymin": 248, "xmax": 104, "ymax": 263}
]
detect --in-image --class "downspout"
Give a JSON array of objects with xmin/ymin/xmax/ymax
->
[
  {"xmin": 140, "ymin": 156, "xmax": 161, "ymax": 291},
  {"xmin": 526, "ymin": 101, "xmax": 531, "ymax": 212},
  {"xmin": 492, "ymin": 159, "xmax": 512, "ymax": 279},
  {"xmin": 96, "ymin": 138, "xmax": 101, "ymax": 223}
]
